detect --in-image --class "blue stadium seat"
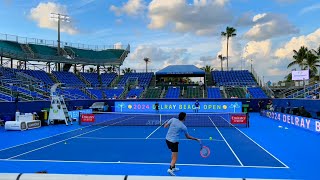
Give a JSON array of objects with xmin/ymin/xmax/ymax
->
[
  {"xmin": 247, "ymin": 87, "xmax": 268, "ymax": 98},
  {"xmin": 165, "ymin": 87, "xmax": 180, "ymax": 98},
  {"xmin": 207, "ymin": 87, "xmax": 222, "ymax": 98},
  {"xmin": 52, "ymin": 71, "xmax": 85, "ymax": 87},
  {"xmin": 212, "ymin": 70, "xmax": 257, "ymax": 86}
]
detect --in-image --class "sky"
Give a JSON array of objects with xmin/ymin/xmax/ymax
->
[{"xmin": 0, "ymin": 0, "xmax": 320, "ymax": 82}]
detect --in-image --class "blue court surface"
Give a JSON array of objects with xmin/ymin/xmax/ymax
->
[{"xmin": 0, "ymin": 113, "xmax": 319, "ymax": 179}]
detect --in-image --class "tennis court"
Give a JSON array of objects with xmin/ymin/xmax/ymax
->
[{"xmin": 0, "ymin": 112, "xmax": 318, "ymax": 179}]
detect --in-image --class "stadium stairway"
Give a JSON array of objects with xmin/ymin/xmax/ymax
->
[
  {"xmin": 47, "ymin": 73, "xmax": 60, "ymax": 84},
  {"xmin": 20, "ymin": 44, "xmax": 34, "ymax": 57},
  {"xmin": 82, "ymin": 88, "xmax": 98, "ymax": 99},
  {"xmin": 77, "ymin": 73, "xmax": 92, "ymax": 87},
  {"xmin": 0, "ymin": 85, "xmax": 33, "ymax": 101}
]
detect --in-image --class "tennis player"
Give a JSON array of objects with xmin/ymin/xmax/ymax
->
[
  {"xmin": 164, "ymin": 112, "xmax": 200, "ymax": 176},
  {"xmin": 194, "ymin": 100, "xmax": 200, "ymax": 113}
]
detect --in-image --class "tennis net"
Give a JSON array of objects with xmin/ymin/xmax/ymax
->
[{"xmin": 79, "ymin": 112, "xmax": 249, "ymax": 128}]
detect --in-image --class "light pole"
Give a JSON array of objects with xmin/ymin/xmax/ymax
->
[{"xmin": 50, "ymin": 13, "xmax": 70, "ymax": 71}]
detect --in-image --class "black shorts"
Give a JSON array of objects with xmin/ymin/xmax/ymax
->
[{"xmin": 166, "ymin": 139, "xmax": 179, "ymax": 152}]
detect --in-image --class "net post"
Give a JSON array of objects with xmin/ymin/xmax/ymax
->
[{"xmin": 160, "ymin": 114, "xmax": 162, "ymax": 125}]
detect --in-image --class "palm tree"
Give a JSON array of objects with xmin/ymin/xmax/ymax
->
[
  {"xmin": 218, "ymin": 54, "xmax": 226, "ymax": 71},
  {"xmin": 287, "ymin": 46, "xmax": 309, "ymax": 70},
  {"xmin": 303, "ymin": 51, "xmax": 320, "ymax": 76},
  {"xmin": 201, "ymin": 65, "xmax": 213, "ymax": 73},
  {"xmin": 144, "ymin": 57, "xmax": 150, "ymax": 73},
  {"xmin": 312, "ymin": 45, "xmax": 320, "ymax": 58},
  {"xmin": 221, "ymin": 26, "xmax": 237, "ymax": 71},
  {"xmin": 122, "ymin": 68, "xmax": 133, "ymax": 74}
]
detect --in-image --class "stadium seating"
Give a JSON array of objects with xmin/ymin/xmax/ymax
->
[
  {"xmin": 104, "ymin": 88, "xmax": 124, "ymax": 99},
  {"xmin": 126, "ymin": 88, "xmax": 144, "ymax": 98},
  {"xmin": 101, "ymin": 73, "xmax": 117, "ymax": 87},
  {"xmin": 3, "ymin": 84, "xmax": 48, "ymax": 100},
  {"xmin": 118, "ymin": 73, "xmax": 153, "ymax": 87},
  {"xmin": 185, "ymin": 86, "xmax": 201, "ymax": 98},
  {"xmin": 64, "ymin": 47, "xmax": 125, "ymax": 60},
  {"xmin": 0, "ymin": 92, "xmax": 14, "ymax": 101},
  {"xmin": 207, "ymin": 87, "xmax": 222, "ymax": 98},
  {"xmin": 165, "ymin": 87, "xmax": 180, "ymax": 98},
  {"xmin": 28, "ymin": 44, "xmax": 57, "ymax": 56},
  {"xmin": 144, "ymin": 87, "xmax": 162, "ymax": 98},
  {"xmin": 212, "ymin": 70, "xmax": 257, "ymax": 86},
  {"xmin": 81, "ymin": 72, "xmax": 100, "ymax": 87},
  {"xmin": 87, "ymin": 89, "xmax": 104, "ymax": 99},
  {"xmin": 22, "ymin": 70, "xmax": 54, "ymax": 85},
  {"xmin": 62, "ymin": 88, "xmax": 90, "ymax": 99},
  {"xmin": 247, "ymin": 87, "xmax": 268, "ymax": 98},
  {"xmin": 52, "ymin": 71, "xmax": 85, "ymax": 86},
  {"xmin": 225, "ymin": 87, "xmax": 245, "ymax": 98},
  {"xmin": 0, "ymin": 40, "xmax": 24, "ymax": 53}
]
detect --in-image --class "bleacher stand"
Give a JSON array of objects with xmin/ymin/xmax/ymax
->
[
  {"xmin": 101, "ymin": 73, "xmax": 117, "ymax": 87},
  {"xmin": 23, "ymin": 70, "xmax": 54, "ymax": 85},
  {"xmin": 165, "ymin": 87, "xmax": 180, "ymax": 98},
  {"xmin": 212, "ymin": 70, "xmax": 256, "ymax": 86},
  {"xmin": 247, "ymin": 87, "xmax": 268, "ymax": 98},
  {"xmin": 118, "ymin": 73, "xmax": 153, "ymax": 87},
  {"xmin": 52, "ymin": 71, "xmax": 85, "ymax": 87},
  {"xmin": 207, "ymin": 87, "xmax": 222, "ymax": 98},
  {"xmin": 81, "ymin": 72, "xmax": 100, "ymax": 87},
  {"xmin": 105, "ymin": 88, "xmax": 124, "ymax": 99},
  {"xmin": 126, "ymin": 88, "xmax": 143, "ymax": 99},
  {"xmin": 87, "ymin": 89, "xmax": 103, "ymax": 99}
]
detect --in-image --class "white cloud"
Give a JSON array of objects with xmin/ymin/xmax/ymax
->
[
  {"xmin": 122, "ymin": 45, "xmax": 190, "ymax": 71},
  {"xmin": 253, "ymin": 13, "xmax": 267, "ymax": 22},
  {"xmin": 110, "ymin": 0, "xmax": 146, "ymax": 16},
  {"xmin": 299, "ymin": 3, "xmax": 320, "ymax": 15},
  {"xmin": 244, "ymin": 13, "xmax": 299, "ymax": 41},
  {"xmin": 275, "ymin": 28, "xmax": 320, "ymax": 59},
  {"xmin": 29, "ymin": 2, "xmax": 78, "ymax": 35},
  {"xmin": 147, "ymin": 0, "xmax": 232, "ymax": 36}
]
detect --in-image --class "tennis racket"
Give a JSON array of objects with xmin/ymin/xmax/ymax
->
[{"xmin": 199, "ymin": 142, "xmax": 210, "ymax": 158}]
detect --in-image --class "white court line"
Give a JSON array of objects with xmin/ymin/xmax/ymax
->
[
  {"xmin": 6, "ymin": 117, "xmax": 136, "ymax": 160},
  {"xmin": 0, "ymin": 159, "xmax": 289, "ymax": 169},
  {"xmin": 0, "ymin": 122, "xmax": 96, "ymax": 153},
  {"xmin": 145, "ymin": 118, "xmax": 169, "ymax": 139},
  {"xmin": 75, "ymin": 137, "xmax": 225, "ymax": 141},
  {"xmin": 219, "ymin": 115, "xmax": 289, "ymax": 168},
  {"xmin": 208, "ymin": 116, "xmax": 244, "ymax": 166}
]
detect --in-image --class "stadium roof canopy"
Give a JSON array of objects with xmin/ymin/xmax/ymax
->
[
  {"xmin": 156, "ymin": 65, "xmax": 205, "ymax": 77},
  {"xmin": 0, "ymin": 33, "xmax": 130, "ymax": 66}
]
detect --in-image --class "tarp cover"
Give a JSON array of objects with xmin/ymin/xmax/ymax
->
[{"xmin": 156, "ymin": 65, "xmax": 205, "ymax": 76}]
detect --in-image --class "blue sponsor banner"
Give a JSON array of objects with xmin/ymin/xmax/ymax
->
[
  {"xmin": 115, "ymin": 101, "xmax": 242, "ymax": 113},
  {"xmin": 68, "ymin": 109, "xmax": 92, "ymax": 121},
  {"xmin": 261, "ymin": 110, "xmax": 320, "ymax": 133}
]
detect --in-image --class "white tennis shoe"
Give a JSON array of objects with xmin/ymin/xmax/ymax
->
[
  {"xmin": 172, "ymin": 167, "xmax": 180, "ymax": 171},
  {"xmin": 167, "ymin": 169, "xmax": 175, "ymax": 176}
]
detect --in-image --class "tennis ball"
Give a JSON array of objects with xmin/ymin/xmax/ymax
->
[
  {"xmin": 194, "ymin": 129, "xmax": 196, "ymax": 131},
  {"xmin": 64, "ymin": 142, "xmax": 67, "ymax": 144},
  {"xmin": 209, "ymin": 137, "xmax": 212, "ymax": 140}
]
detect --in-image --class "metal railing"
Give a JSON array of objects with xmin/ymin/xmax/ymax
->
[{"xmin": 0, "ymin": 33, "xmax": 128, "ymax": 51}]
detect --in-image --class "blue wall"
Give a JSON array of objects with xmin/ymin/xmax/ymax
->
[
  {"xmin": 271, "ymin": 99, "xmax": 320, "ymax": 118},
  {"xmin": 0, "ymin": 98, "xmax": 267, "ymax": 121}
]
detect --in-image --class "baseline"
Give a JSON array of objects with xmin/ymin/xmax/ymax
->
[{"xmin": 0, "ymin": 159, "xmax": 288, "ymax": 169}]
